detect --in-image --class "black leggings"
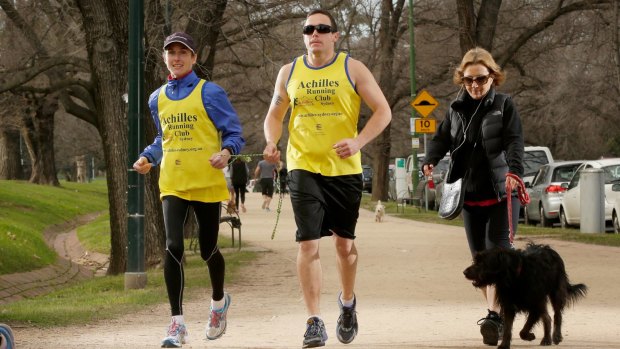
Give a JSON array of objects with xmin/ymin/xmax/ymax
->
[
  {"xmin": 233, "ymin": 184, "xmax": 246, "ymax": 205},
  {"xmin": 462, "ymin": 198, "xmax": 520, "ymax": 256},
  {"xmin": 162, "ymin": 196, "xmax": 225, "ymax": 316}
]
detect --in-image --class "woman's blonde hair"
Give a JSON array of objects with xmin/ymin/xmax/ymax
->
[{"xmin": 453, "ymin": 47, "xmax": 505, "ymax": 86}]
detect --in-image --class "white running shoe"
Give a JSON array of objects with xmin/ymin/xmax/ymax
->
[
  {"xmin": 206, "ymin": 292, "xmax": 231, "ymax": 340},
  {"xmin": 161, "ymin": 318, "xmax": 188, "ymax": 348}
]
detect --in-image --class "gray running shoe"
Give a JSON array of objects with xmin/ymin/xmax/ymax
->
[
  {"xmin": 336, "ymin": 293, "xmax": 358, "ymax": 344},
  {"xmin": 302, "ymin": 317, "xmax": 328, "ymax": 348},
  {"xmin": 478, "ymin": 310, "xmax": 503, "ymax": 346}
]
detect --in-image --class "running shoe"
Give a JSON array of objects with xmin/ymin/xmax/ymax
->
[
  {"xmin": 206, "ymin": 292, "xmax": 231, "ymax": 340},
  {"xmin": 161, "ymin": 319, "xmax": 188, "ymax": 348},
  {"xmin": 336, "ymin": 293, "xmax": 358, "ymax": 344},
  {"xmin": 478, "ymin": 310, "xmax": 503, "ymax": 345},
  {"xmin": 0, "ymin": 323, "xmax": 15, "ymax": 349},
  {"xmin": 303, "ymin": 316, "xmax": 328, "ymax": 348}
]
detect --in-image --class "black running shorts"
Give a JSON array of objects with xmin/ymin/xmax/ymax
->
[
  {"xmin": 260, "ymin": 178, "xmax": 274, "ymax": 197},
  {"xmin": 288, "ymin": 169, "xmax": 363, "ymax": 241}
]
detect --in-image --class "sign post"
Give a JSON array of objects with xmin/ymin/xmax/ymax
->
[
  {"xmin": 407, "ymin": 0, "xmax": 418, "ymax": 199},
  {"xmin": 410, "ymin": 89, "xmax": 439, "ymax": 210}
]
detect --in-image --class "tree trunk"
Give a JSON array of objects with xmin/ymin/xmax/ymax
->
[
  {"xmin": 76, "ymin": 0, "xmax": 129, "ymax": 275},
  {"xmin": 142, "ymin": 0, "xmax": 170, "ymax": 268},
  {"xmin": 142, "ymin": 56, "xmax": 166, "ymax": 267},
  {"xmin": 456, "ymin": 0, "xmax": 477, "ymax": 53},
  {"xmin": 23, "ymin": 94, "xmax": 60, "ymax": 186},
  {"xmin": 139, "ymin": 0, "xmax": 231, "ymax": 266},
  {"xmin": 372, "ymin": 0, "xmax": 405, "ymax": 201},
  {"xmin": 0, "ymin": 128, "xmax": 23, "ymax": 180}
]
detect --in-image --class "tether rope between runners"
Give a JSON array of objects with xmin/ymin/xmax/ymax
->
[
  {"xmin": 506, "ymin": 173, "xmax": 530, "ymax": 245},
  {"xmin": 229, "ymin": 153, "xmax": 283, "ymax": 240}
]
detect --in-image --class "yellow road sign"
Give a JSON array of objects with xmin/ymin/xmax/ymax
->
[
  {"xmin": 411, "ymin": 89, "xmax": 439, "ymax": 117},
  {"xmin": 414, "ymin": 118, "xmax": 436, "ymax": 134}
]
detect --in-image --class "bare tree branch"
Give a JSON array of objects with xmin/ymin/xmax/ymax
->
[
  {"xmin": 59, "ymin": 92, "xmax": 97, "ymax": 127},
  {"xmin": 13, "ymin": 78, "xmax": 92, "ymax": 95},
  {"xmin": 496, "ymin": 0, "xmax": 612, "ymax": 67},
  {"xmin": 0, "ymin": 56, "xmax": 89, "ymax": 93},
  {"xmin": 0, "ymin": 0, "xmax": 47, "ymax": 54}
]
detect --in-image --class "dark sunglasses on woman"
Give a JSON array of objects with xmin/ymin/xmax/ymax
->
[{"xmin": 462, "ymin": 75, "xmax": 491, "ymax": 86}]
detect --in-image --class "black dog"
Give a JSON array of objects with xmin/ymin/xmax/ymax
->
[{"xmin": 463, "ymin": 243, "xmax": 587, "ymax": 349}]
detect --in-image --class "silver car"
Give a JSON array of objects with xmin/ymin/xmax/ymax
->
[
  {"xmin": 524, "ymin": 161, "xmax": 583, "ymax": 227},
  {"xmin": 417, "ymin": 156, "xmax": 450, "ymax": 210},
  {"xmin": 559, "ymin": 158, "xmax": 620, "ymax": 229}
]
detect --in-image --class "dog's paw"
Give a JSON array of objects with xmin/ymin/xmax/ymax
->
[
  {"xmin": 519, "ymin": 330, "xmax": 535, "ymax": 341},
  {"xmin": 552, "ymin": 332, "xmax": 563, "ymax": 345},
  {"xmin": 498, "ymin": 343, "xmax": 510, "ymax": 349},
  {"xmin": 540, "ymin": 337, "xmax": 552, "ymax": 346}
]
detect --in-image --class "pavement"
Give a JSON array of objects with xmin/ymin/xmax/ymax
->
[
  {"xmin": 0, "ymin": 213, "xmax": 107, "ymax": 305},
  {"xmin": 5, "ymin": 192, "xmax": 620, "ymax": 348}
]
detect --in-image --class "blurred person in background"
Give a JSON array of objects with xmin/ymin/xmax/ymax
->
[{"xmin": 230, "ymin": 157, "xmax": 249, "ymax": 213}]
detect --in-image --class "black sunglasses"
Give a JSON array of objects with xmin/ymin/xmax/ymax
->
[
  {"xmin": 463, "ymin": 75, "xmax": 491, "ymax": 86},
  {"xmin": 302, "ymin": 24, "xmax": 334, "ymax": 35}
]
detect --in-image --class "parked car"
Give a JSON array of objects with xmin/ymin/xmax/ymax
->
[
  {"xmin": 403, "ymin": 154, "xmax": 450, "ymax": 209},
  {"xmin": 610, "ymin": 183, "xmax": 620, "ymax": 234},
  {"xmin": 523, "ymin": 146, "xmax": 555, "ymax": 186},
  {"xmin": 523, "ymin": 160, "xmax": 584, "ymax": 227},
  {"xmin": 559, "ymin": 158, "xmax": 620, "ymax": 229},
  {"xmin": 362, "ymin": 165, "xmax": 373, "ymax": 193}
]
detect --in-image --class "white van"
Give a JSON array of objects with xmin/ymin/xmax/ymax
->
[{"xmin": 523, "ymin": 146, "xmax": 554, "ymax": 186}]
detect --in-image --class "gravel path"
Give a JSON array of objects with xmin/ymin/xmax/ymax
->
[{"xmin": 11, "ymin": 192, "xmax": 620, "ymax": 348}]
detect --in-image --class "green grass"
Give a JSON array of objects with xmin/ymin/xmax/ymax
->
[
  {"xmin": 0, "ymin": 179, "xmax": 108, "ymax": 274},
  {"xmin": 77, "ymin": 212, "xmax": 112, "ymax": 254},
  {"xmin": 0, "ymin": 178, "xmax": 256, "ymax": 326},
  {"xmin": 362, "ymin": 195, "xmax": 620, "ymax": 247},
  {"xmin": 0, "ymin": 248, "xmax": 255, "ymax": 326}
]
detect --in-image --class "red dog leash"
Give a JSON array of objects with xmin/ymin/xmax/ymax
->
[{"xmin": 506, "ymin": 173, "xmax": 530, "ymax": 245}]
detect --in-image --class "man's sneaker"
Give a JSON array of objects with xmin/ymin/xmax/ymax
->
[
  {"xmin": 336, "ymin": 293, "xmax": 358, "ymax": 344},
  {"xmin": 161, "ymin": 319, "xmax": 188, "ymax": 348},
  {"xmin": 206, "ymin": 292, "xmax": 231, "ymax": 340},
  {"xmin": 477, "ymin": 310, "xmax": 503, "ymax": 346},
  {"xmin": 303, "ymin": 317, "xmax": 328, "ymax": 348},
  {"xmin": 0, "ymin": 323, "xmax": 16, "ymax": 349}
]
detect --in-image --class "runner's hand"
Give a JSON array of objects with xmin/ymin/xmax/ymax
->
[
  {"xmin": 263, "ymin": 141, "xmax": 280, "ymax": 164},
  {"xmin": 210, "ymin": 149, "xmax": 231, "ymax": 169},
  {"xmin": 333, "ymin": 138, "xmax": 360, "ymax": 159},
  {"xmin": 133, "ymin": 156, "xmax": 152, "ymax": 174}
]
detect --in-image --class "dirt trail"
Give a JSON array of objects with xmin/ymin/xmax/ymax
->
[{"xmin": 12, "ymin": 192, "xmax": 620, "ymax": 348}]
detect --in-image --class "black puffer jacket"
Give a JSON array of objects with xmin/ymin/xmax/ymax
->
[{"xmin": 424, "ymin": 87, "xmax": 524, "ymax": 201}]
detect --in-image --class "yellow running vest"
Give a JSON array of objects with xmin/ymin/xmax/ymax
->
[
  {"xmin": 157, "ymin": 80, "xmax": 228, "ymax": 202},
  {"xmin": 286, "ymin": 52, "xmax": 362, "ymax": 176}
]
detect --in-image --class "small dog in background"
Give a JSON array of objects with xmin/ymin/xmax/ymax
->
[
  {"xmin": 374, "ymin": 200, "xmax": 385, "ymax": 222},
  {"xmin": 463, "ymin": 243, "xmax": 587, "ymax": 349}
]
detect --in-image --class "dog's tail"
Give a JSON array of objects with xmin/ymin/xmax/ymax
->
[{"xmin": 567, "ymin": 283, "xmax": 588, "ymax": 306}]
